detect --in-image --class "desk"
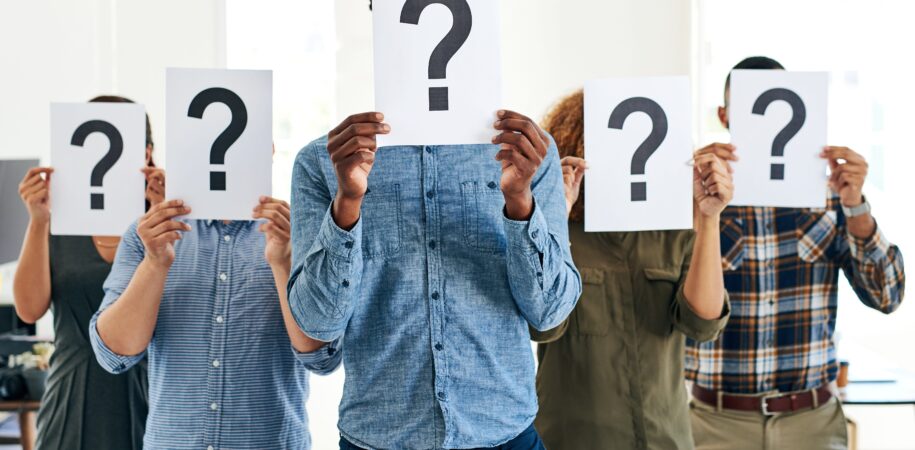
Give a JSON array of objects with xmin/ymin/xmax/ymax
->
[{"xmin": 0, "ymin": 400, "xmax": 39, "ymax": 450}]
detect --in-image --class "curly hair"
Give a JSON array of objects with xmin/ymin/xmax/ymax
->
[{"xmin": 541, "ymin": 90, "xmax": 585, "ymax": 222}]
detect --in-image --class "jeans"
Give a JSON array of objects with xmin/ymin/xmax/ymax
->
[{"xmin": 339, "ymin": 423, "xmax": 546, "ymax": 450}]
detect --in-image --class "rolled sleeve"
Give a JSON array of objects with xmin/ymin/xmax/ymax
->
[
  {"xmin": 848, "ymin": 223, "xmax": 892, "ymax": 262},
  {"xmin": 842, "ymin": 220, "xmax": 905, "ymax": 314},
  {"xmin": 89, "ymin": 314, "xmax": 146, "ymax": 374},
  {"xmin": 293, "ymin": 338, "xmax": 343, "ymax": 376},
  {"xmin": 672, "ymin": 284, "xmax": 730, "ymax": 342}
]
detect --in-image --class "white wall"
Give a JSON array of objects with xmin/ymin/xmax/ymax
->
[
  {"xmin": 0, "ymin": 0, "xmax": 226, "ymax": 166},
  {"xmin": 334, "ymin": 0, "xmax": 693, "ymax": 123}
]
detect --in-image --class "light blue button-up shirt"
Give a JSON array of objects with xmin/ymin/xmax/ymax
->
[
  {"xmin": 288, "ymin": 138, "xmax": 582, "ymax": 449},
  {"xmin": 90, "ymin": 220, "xmax": 339, "ymax": 450}
]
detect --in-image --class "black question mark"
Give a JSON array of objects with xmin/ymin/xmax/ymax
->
[
  {"xmin": 70, "ymin": 120, "xmax": 123, "ymax": 210},
  {"xmin": 187, "ymin": 88, "xmax": 248, "ymax": 191},
  {"xmin": 608, "ymin": 97, "xmax": 668, "ymax": 202},
  {"xmin": 752, "ymin": 88, "xmax": 806, "ymax": 181},
  {"xmin": 400, "ymin": 0, "xmax": 473, "ymax": 112}
]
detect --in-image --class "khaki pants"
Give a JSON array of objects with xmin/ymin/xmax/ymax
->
[{"xmin": 690, "ymin": 396, "xmax": 849, "ymax": 450}]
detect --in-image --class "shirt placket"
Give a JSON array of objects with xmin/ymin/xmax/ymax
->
[
  {"xmin": 757, "ymin": 208, "xmax": 777, "ymax": 392},
  {"xmin": 422, "ymin": 146, "xmax": 449, "ymax": 444},
  {"xmin": 204, "ymin": 223, "xmax": 233, "ymax": 450}
]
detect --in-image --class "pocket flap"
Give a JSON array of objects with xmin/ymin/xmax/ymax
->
[
  {"xmin": 643, "ymin": 267, "xmax": 681, "ymax": 282},
  {"xmin": 579, "ymin": 267, "xmax": 604, "ymax": 285}
]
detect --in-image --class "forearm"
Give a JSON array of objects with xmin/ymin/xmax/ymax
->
[
  {"xmin": 96, "ymin": 258, "xmax": 167, "ymax": 356},
  {"xmin": 12, "ymin": 220, "xmax": 52, "ymax": 323},
  {"xmin": 272, "ymin": 262, "xmax": 326, "ymax": 353},
  {"xmin": 683, "ymin": 215, "xmax": 726, "ymax": 320}
]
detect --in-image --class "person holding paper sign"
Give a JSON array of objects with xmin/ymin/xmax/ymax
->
[
  {"xmin": 12, "ymin": 95, "xmax": 157, "ymax": 450},
  {"xmin": 530, "ymin": 91, "xmax": 732, "ymax": 450},
  {"xmin": 88, "ymin": 184, "xmax": 335, "ymax": 449},
  {"xmin": 288, "ymin": 108, "xmax": 581, "ymax": 450},
  {"xmin": 687, "ymin": 57, "xmax": 906, "ymax": 450}
]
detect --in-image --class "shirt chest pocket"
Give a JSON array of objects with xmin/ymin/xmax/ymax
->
[
  {"xmin": 641, "ymin": 267, "xmax": 682, "ymax": 336},
  {"xmin": 362, "ymin": 184, "xmax": 404, "ymax": 260},
  {"xmin": 460, "ymin": 180, "xmax": 506, "ymax": 253},
  {"xmin": 720, "ymin": 216, "xmax": 746, "ymax": 271},
  {"xmin": 796, "ymin": 210, "xmax": 839, "ymax": 263}
]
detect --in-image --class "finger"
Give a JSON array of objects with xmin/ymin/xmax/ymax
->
[
  {"xmin": 330, "ymin": 122, "xmax": 391, "ymax": 149},
  {"xmin": 19, "ymin": 175, "xmax": 46, "ymax": 194},
  {"xmin": 822, "ymin": 146, "xmax": 866, "ymax": 165},
  {"xmin": 561, "ymin": 156, "xmax": 589, "ymax": 171},
  {"xmin": 492, "ymin": 132, "xmax": 539, "ymax": 162},
  {"xmin": 145, "ymin": 205, "xmax": 192, "ymax": 228},
  {"xmin": 497, "ymin": 110, "xmax": 549, "ymax": 142},
  {"xmin": 149, "ymin": 231, "xmax": 184, "ymax": 247},
  {"xmin": 495, "ymin": 149, "xmax": 534, "ymax": 173},
  {"xmin": 572, "ymin": 165, "xmax": 585, "ymax": 187},
  {"xmin": 253, "ymin": 209, "xmax": 291, "ymax": 231},
  {"xmin": 21, "ymin": 183, "xmax": 48, "ymax": 200},
  {"xmin": 22, "ymin": 167, "xmax": 53, "ymax": 182},
  {"xmin": 149, "ymin": 220, "xmax": 191, "ymax": 237},
  {"xmin": 494, "ymin": 118, "xmax": 544, "ymax": 153},
  {"xmin": 329, "ymin": 112, "xmax": 385, "ymax": 138},
  {"xmin": 338, "ymin": 150, "xmax": 377, "ymax": 175},
  {"xmin": 331, "ymin": 136, "xmax": 378, "ymax": 163},
  {"xmin": 695, "ymin": 143, "xmax": 738, "ymax": 161}
]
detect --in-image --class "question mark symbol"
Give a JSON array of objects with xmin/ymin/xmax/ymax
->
[
  {"xmin": 752, "ymin": 88, "xmax": 806, "ymax": 180},
  {"xmin": 187, "ymin": 88, "xmax": 248, "ymax": 191},
  {"xmin": 608, "ymin": 97, "xmax": 668, "ymax": 202},
  {"xmin": 400, "ymin": 0, "xmax": 473, "ymax": 112},
  {"xmin": 70, "ymin": 120, "xmax": 123, "ymax": 210}
]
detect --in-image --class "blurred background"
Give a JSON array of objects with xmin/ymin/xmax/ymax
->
[{"xmin": 0, "ymin": 0, "xmax": 913, "ymax": 448}]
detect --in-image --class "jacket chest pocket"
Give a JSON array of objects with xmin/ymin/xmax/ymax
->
[
  {"xmin": 571, "ymin": 268, "xmax": 609, "ymax": 336},
  {"xmin": 642, "ymin": 267, "xmax": 682, "ymax": 336},
  {"xmin": 460, "ymin": 180, "xmax": 506, "ymax": 253},
  {"xmin": 720, "ymin": 216, "xmax": 746, "ymax": 271},
  {"xmin": 796, "ymin": 210, "xmax": 838, "ymax": 263},
  {"xmin": 362, "ymin": 184, "xmax": 404, "ymax": 260}
]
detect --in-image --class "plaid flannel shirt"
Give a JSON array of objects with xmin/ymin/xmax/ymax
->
[{"xmin": 685, "ymin": 193, "xmax": 905, "ymax": 394}]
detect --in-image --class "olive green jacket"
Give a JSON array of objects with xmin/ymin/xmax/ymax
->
[{"xmin": 533, "ymin": 223, "xmax": 730, "ymax": 450}]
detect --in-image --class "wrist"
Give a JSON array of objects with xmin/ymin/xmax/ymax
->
[
  {"xmin": 142, "ymin": 254, "xmax": 173, "ymax": 272},
  {"xmin": 332, "ymin": 193, "xmax": 363, "ymax": 231},
  {"xmin": 27, "ymin": 218, "xmax": 50, "ymax": 232},
  {"xmin": 696, "ymin": 213, "xmax": 720, "ymax": 230},
  {"xmin": 841, "ymin": 193, "xmax": 864, "ymax": 208},
  {"xmin": 504, "ymin": 189, "xmax": 534, "ymax": 221}
]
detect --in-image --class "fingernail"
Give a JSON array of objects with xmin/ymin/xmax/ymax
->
[
  {"xmin": 491, "ymin": 137, "xmax": 498, "ymax": 144},
  {"xmin": 494, "ymin": 120, "xmax": 502, "ymax": 127},
  {"xmin": 375, "ymin": 113, "xmax": 383, "ymax": 120},
  {"xmin": 382, "ymin": 124, "xmax": 391, "ymax": 132},
  {"xmin": 497, "ymin": 110, "xmax": 506, "ymax": 117}
]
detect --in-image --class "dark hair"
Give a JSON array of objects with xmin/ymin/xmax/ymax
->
[
  {"xmin": 89, "ymin": 95, "xmax": 154, "ymax": 149},
  {"xmin": 369, "ymin": 0, "xmax": 372, "ymax": 10},
  {"xmin": 542, "ymin": 90, "xmax": 585, "ymax": 222},
  {"xmin": 724, "ymin": 56, "xmax": 785, "ymax": 103}
]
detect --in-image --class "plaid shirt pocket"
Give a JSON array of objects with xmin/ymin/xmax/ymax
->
[
  {"xmin": 796, "ymin": 210, "xmax": 839, "ymax": 263},
  {"xmin": 720, "ymin": 216, "xmax": 746, "ymax": 271}
]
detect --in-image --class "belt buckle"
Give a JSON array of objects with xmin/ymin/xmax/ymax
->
[{"xmin": 760, "ymin": 392, "xmax": 779, "ymax": 416}]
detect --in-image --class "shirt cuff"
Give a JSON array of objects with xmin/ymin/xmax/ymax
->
[
  {"xmin": 503, "ymin": 200, "xmax": 549, "ymax": 254},
  {"xmin": 674, "ymin": 284, "xmax": 730, "ymax": 342},
  {"xmin": 848, "ymin": 221, "xmax": 892, "ymax": 262},
  {"xmin": 318, "ymin": 204, "xmax": 363, "ymax": 260},
  {"xmin": 292, "ymin": 338, "xmax": 342, "ymax": 375},
  {"xmin": 89, "ymin": 318, "xmax": 145, "ymax": 374}
]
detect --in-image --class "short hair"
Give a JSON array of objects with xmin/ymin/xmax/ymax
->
[
  {"xmin": 89, "ymin": 95, "xmax": 154, "ymax": 149},
  {"xmin": 724, "ymin": 56, "xmax": 785, "ymax": 103},
  {"xmin": 369, "ymin": 0, "xmax": 372, "ymax": 11},
  {"xmin": 541, "ymin": 90, "xmax": 585, "ymax": 223}
]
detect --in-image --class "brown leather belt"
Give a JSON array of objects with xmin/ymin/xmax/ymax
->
[{"xmin": 692, "ymin": 384, "xmax": 832, "ymax": 416}]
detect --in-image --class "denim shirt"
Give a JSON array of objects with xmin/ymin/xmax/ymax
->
[{"xmin": 287, "ymin": 137, "xmax": 581, "ymax": 449}]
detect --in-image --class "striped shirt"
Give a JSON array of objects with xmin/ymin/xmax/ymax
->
[
  {"xmin": 89, "ymin": 220, "xmax": 339, "ymax": 450},
  {"xmin": 685, "ymin": 194, "xmax": 905, "ymax": 394}
]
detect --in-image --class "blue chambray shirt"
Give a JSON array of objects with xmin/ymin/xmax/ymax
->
[
  {"xmin": 89, "ymin": 220, "xmax": 340, "ymax": 450},
  {"xmin": 287, "ymin": 137, "xmax": 582, "ymax": 449}
]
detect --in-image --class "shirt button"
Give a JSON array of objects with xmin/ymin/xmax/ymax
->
[
  {"xmin": 531, "ymin": 230, "xmax": 539, "ymax": 239},
  {"xmin": 429, "ymin": 240, "xmax": 436, "ymax": 249},
  {"xmin": 434, "ymin": 343, "xmax": 444, "ymax": 351},
  {"xmin": 223, "ymin": 235, "xmax": 231, "ymax": 242},
  {"xmin": 208, "ymin": 446, "xmax": 215, "ymax": 450},
  {"xmin": 212, "ymin": 360, "xmax": 220, "ymax": 368},
  {"xmin": 342, "ymin": 279, "xmax": 350, "ymax": 288},
  {"xmin": 487, "ymin": 181, "xmax": 497, "ymax": 189},
  {"xmin": 425, "ymin": 147, "xmax": 432, "ymax": 154},
  {"xmin": 210, "ymin": 402, "xmax": 218, "ymax": 411},
  {"xmin": 344, "ymin": 241, "xmax": 354, "ymax": 249},
  {"xmin": 431, "ymin": 292, "xmax": 440, "ymax": 300},
  {"xmin": 219, "ymin": 273, "xmax": 228, "ymax": 282},
  {"xmin": 216, "ymin": 315, "xmax": 224, "ymax": 324},
  {"xmin": 426, "ymin": 191, "xmax": 435, "ymax": 199},
  {"xmin": 437, "ymin": 391, "xmax": 446, "ymax": 400}
]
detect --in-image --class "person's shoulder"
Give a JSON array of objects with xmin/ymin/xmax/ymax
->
[{"xmin": 295, "ymin": 135, "xmax": 329, "ymax": 163}]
